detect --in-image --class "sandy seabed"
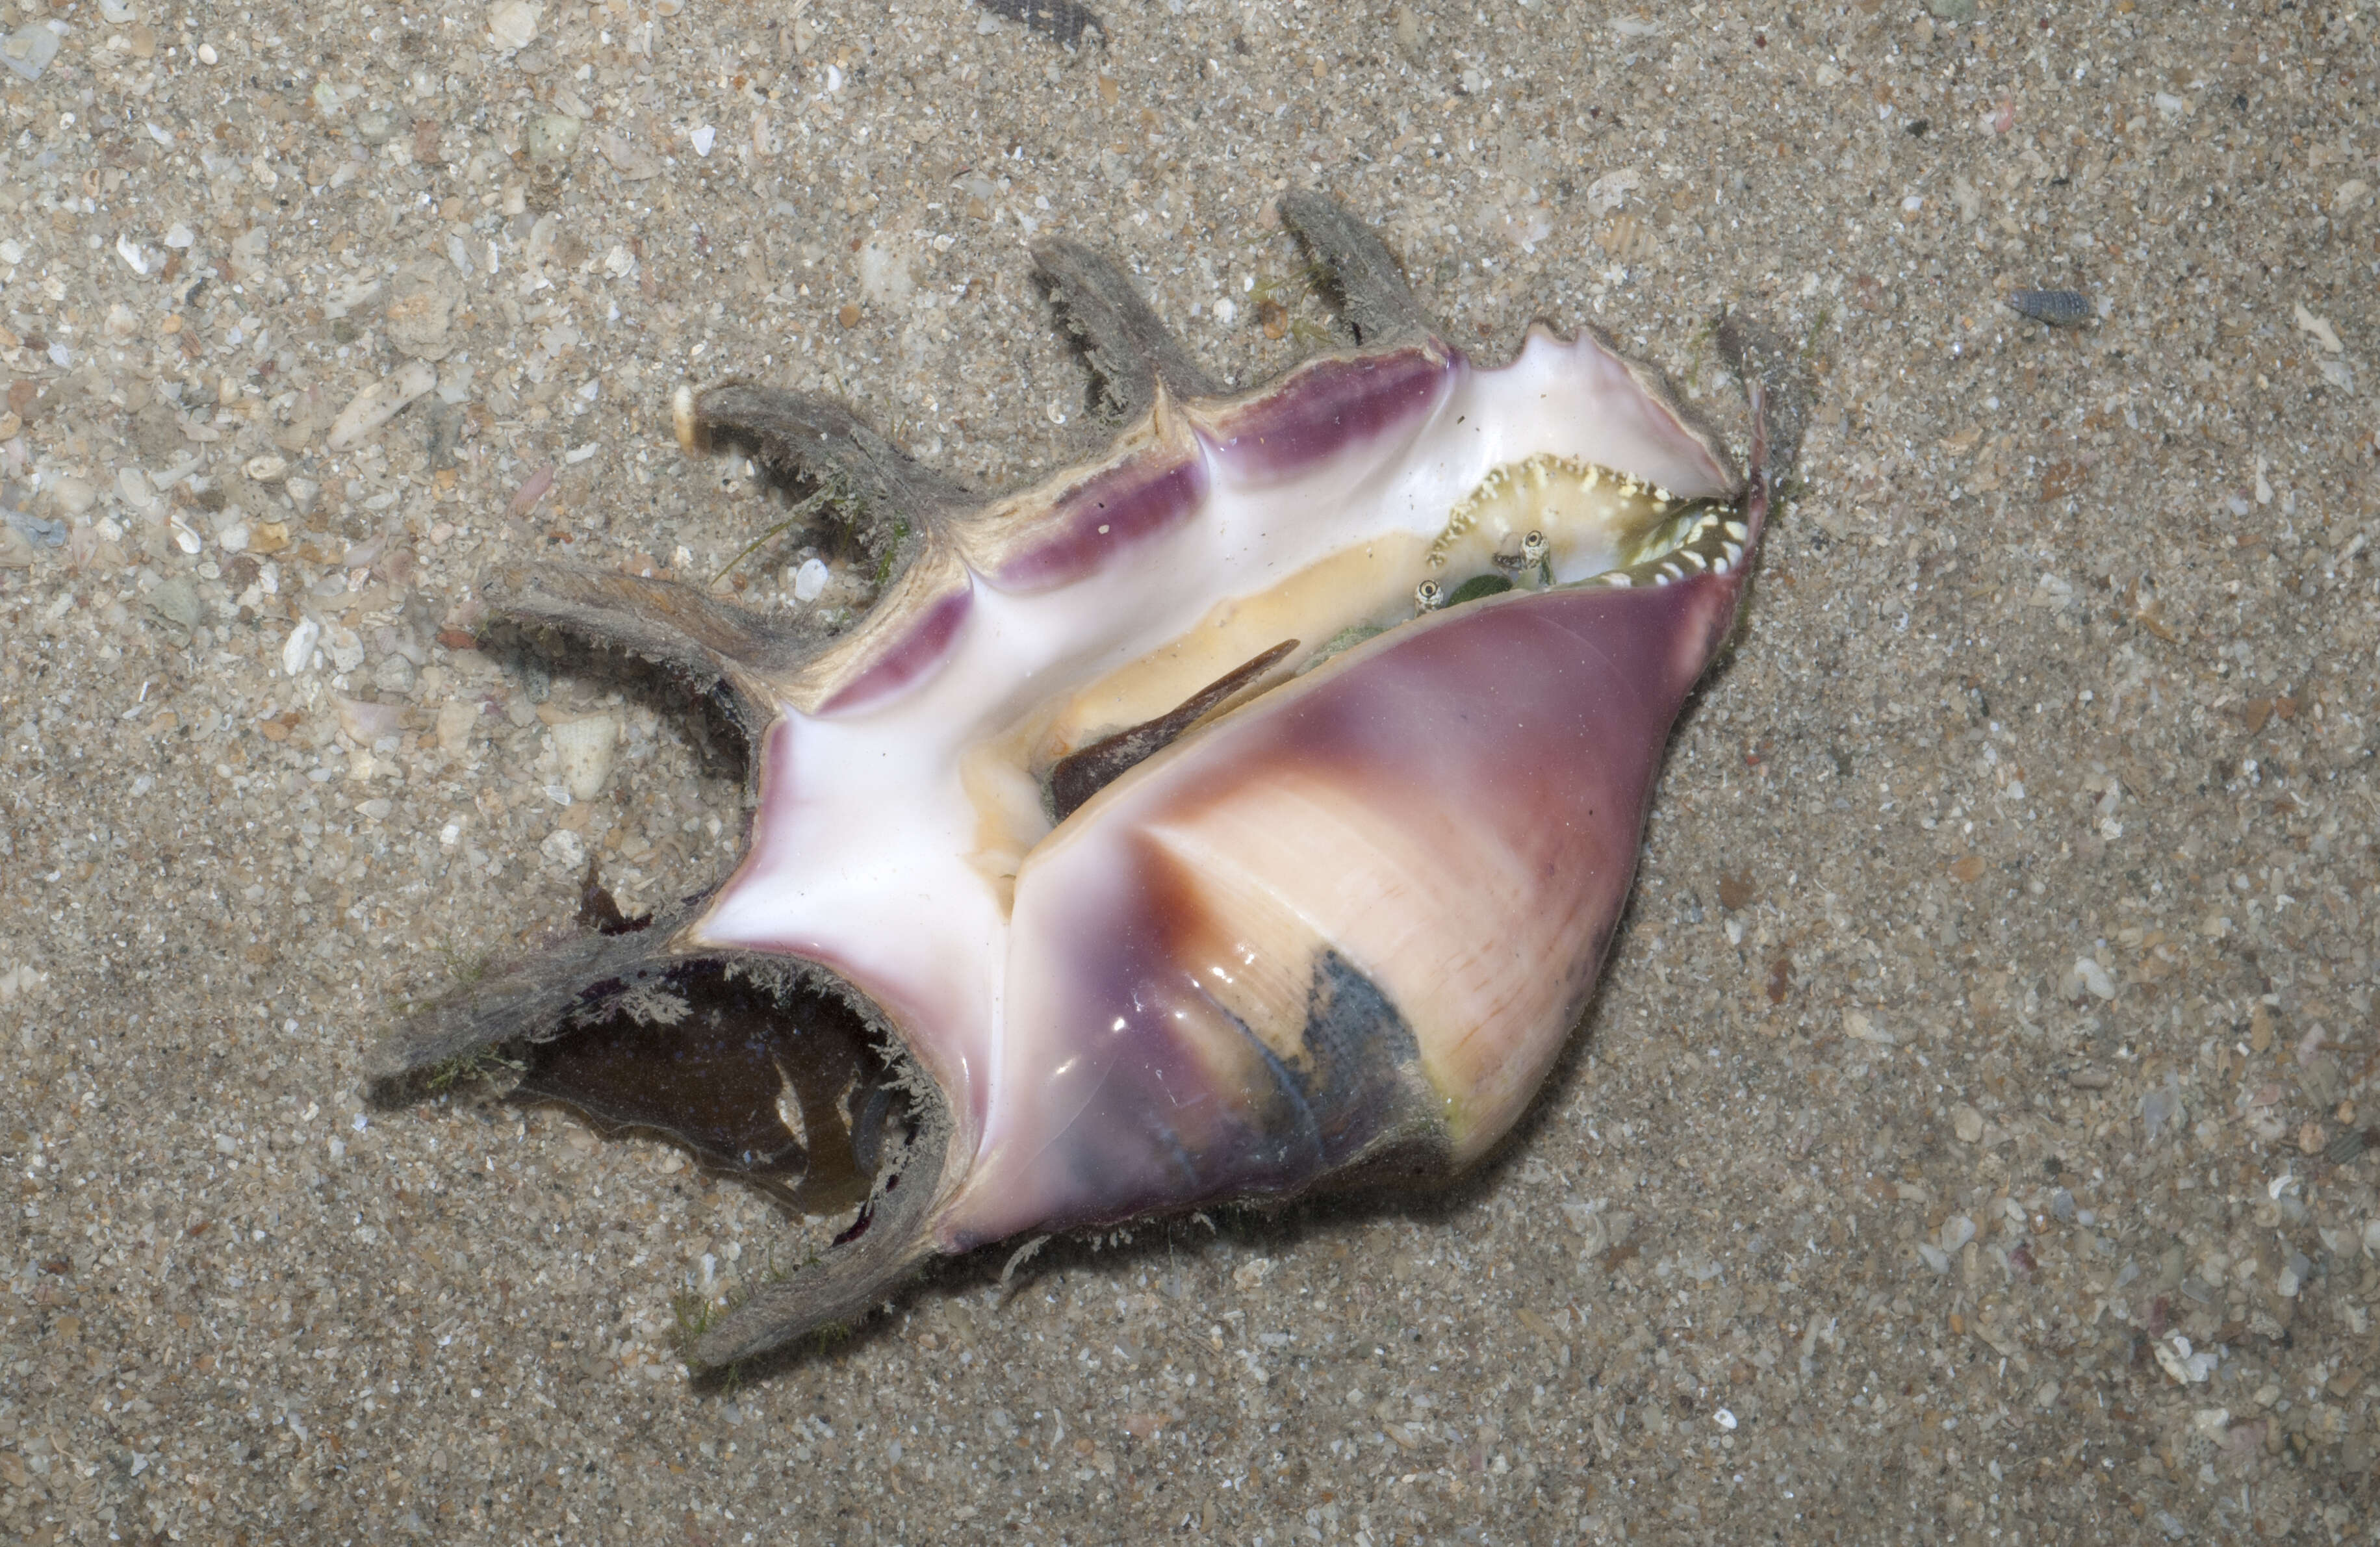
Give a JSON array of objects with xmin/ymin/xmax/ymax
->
[{"xmin": 3, "ymin": 1, "xmax": 2377, "ymax": 1542}]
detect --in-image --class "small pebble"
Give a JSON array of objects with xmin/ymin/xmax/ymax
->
[
  {"xmin": 1843, "ymin": 1009, "xmax": 1895, "ymax": 1046},
  {"xmin": 146, "ymin": 577, "xmax": 203, "ymax": 631},
  {"xmin": 117, "ymin": 468, "xmax": 158, "ymax": 513},
  {"xmin": 283, "ymin": 615, "xmax": 322, "ymax": 676},
  {"xmin": 2142, "ymin": 1075, "xmax": 2183, "ymax": 1143},
  {"xmin": 2066, "ymin": 956, "xmax": 2116, "ymax": 1001},
  {"xmin": 5, "ymin": 506, "xmax": 68, "ymax": 548},
  {"xmin": 435, "ymin": 699, "xmax": 484, "ymax": 754},
  {"xmin": 1951, "ymin": 1104, "xmax": 1984, "ymax": 1145},
  {"xmin": 372, "ymin": 655, "xmax": 420, "ymax": 697},
  {"xmin": 489, "ymin": 0, "xmax": 542, "ymax": 50},
  {"xmin": 2, "ymin": 22, "xmax": 62, "ymax": 83},
  {"xmin": 528, "ymin": 114, "xmax": 583, "ymax": 166},
  {"xmin": 51, "ymin": 476, "xmax": 97, "ymax": 517},
  {"xmin": 510, "ymin": 466, "xmax": 557, "ymax": 516},
  {"xmin": 326, "ymin": 625, "xmax": 366, "ymax": 674},
  {"xmin": 333, "ymin": 694, "xmax": 403, "ymax": 745},
  {"xmin": 793, "ymin": 557, "xmax": 832, "ymax": 602}
]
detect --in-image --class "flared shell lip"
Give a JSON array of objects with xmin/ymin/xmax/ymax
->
[{"xmin": 760, "ymin": 324, "xmax": 1745, "ymax": 721}]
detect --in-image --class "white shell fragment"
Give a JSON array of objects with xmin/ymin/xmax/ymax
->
[
  {"xmin": 326, "ymin": 361, "xmax": 438, "ymax": 451},
  {"xmin": 548, "ymin": 713, "xmax": 621, "ymax": 801},
  {"xmin": 333, "ymin": 694, "xmax": 405, "ymax": 746},
  {"xmin": 282, "ymin": 615, "xmax": 322, "ymax": 676},
  {"xmin": 488, "ymin": 1, "xmax": 541, "ymax": 50},
  {"xmin": 1, "ymin": 22, "xmax": 60, "ymax": 83}
]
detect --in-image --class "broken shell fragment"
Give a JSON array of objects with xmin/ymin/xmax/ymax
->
[
  {"xmin": 546, "ymin": 711, "xmax": 619, "ymax": 801},
  {"xmin": 326, "ymin": 359, "xmax": 437, "ymax": 451},
  {"xmin": 372, "ymin": 193, "xmax": 1776, "ymax": 1367}
]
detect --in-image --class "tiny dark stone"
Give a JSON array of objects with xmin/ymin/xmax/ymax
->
[{"xmin": 3, "ymin": 505, "xmax": 68, "ymax": 547}]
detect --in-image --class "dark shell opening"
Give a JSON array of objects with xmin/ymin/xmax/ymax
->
[{"xmin": 505, "ymin": 958, "xmax": 897, "ymax": 1218}]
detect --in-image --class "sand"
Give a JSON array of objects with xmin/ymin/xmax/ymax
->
[{"xmin": 3, "ymin": 1, "xmax": 2375, "ymax": 1541}]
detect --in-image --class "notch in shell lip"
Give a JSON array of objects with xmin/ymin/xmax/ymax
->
[{"xmin": 375, "ymin": 193, "xmax": 1780, "ymax": 1372}]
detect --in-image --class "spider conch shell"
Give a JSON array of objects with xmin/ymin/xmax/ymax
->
[{"xmin": 372, "ymin": 193, "xmax": 1772, "ymax": 1366}]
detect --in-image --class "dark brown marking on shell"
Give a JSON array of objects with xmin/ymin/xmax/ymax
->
[
  {"xmin": 1048, "ymin": 637, "xmax": 1299, "ymax": 823},
  {"xmin": 1285, "ymin": 949, "xmax": 1433, "ymax": 1166},
  {"xmin": 986, "ymin": 828, "xmax": 1440, "ymax": 1242}
]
